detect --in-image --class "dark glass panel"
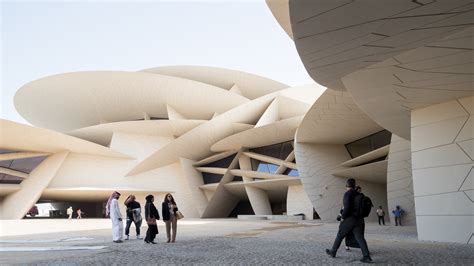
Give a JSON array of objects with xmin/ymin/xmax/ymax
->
[{"xmin": 202, "ymin": 173, "xmax": 222, "ymax": 184}]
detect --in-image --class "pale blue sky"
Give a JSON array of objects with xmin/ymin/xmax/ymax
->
[{"xmin": 1, "ymin": 0, "xmax": 315, "ymax": 124}]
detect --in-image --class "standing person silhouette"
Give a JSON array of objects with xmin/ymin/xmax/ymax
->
[{"xmin": 326, "ymin": 178, "xmax": 372, "ymax": 263}]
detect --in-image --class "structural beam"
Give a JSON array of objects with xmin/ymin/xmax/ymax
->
[
  {"xmin": 0, "ymin": 152, "xmax": 49, "ymax": 161},
  {"xmin": 0, "ymin": 167, "xmax": 29, "ymax": 179}
]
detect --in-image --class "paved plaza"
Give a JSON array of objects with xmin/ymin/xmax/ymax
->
[{"xmin": 0, "ymin": 219, "xmax": 473, "ymax": 265}]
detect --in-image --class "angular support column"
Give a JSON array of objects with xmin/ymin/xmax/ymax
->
[
  {"xmin": 239, "ymin": 154, "xmax": 272, "ymax": 215},
  {"xmin": 0, "ymin": 151, "xmax": 69, "ymax": 219},
  {"xmin": 387, "ymin": 134, "xmax": 416, "ymax": 226},
  {"xmin": 180, "ymin": 158, "xmax": 209, "ymax": 217}
]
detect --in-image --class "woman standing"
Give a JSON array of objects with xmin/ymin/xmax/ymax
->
[
  {"xmin": 144, "ymin": 194, "xmax": 159, "ymax": 244},
  {"xmin": 162, "ymin": 193, "xmax": 179, "ymax": 243}
]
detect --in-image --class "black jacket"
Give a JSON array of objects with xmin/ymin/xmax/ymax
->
[
  {"xmin": 341, "ymin": 188, "xmax": 358, "ymax": 219},
  {"xmin": 145, "ymin": 202, "xmax": 160, "ymax": 220},
  {"xmin": 162, "ymin": 202, "xmax": 178, "ymax": 221}
]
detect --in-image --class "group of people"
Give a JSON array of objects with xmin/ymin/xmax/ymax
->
[
  {"xmin": 105, "ymin": 191, "xmax": 181, "ymax": 244},
  {"xmin": 375, "ymin": 205, "xmax": 404, "ymax": 226},
  {"xmin": 66, "ymin": 206, "xmax": 83, "ymax": 219}
]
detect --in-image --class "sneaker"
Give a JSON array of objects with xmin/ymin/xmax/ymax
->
[
  {"xmin": 125, "ymin": 235, "xmax": 129, "ymax": 240},
  {"xmin": 325, "ymin": 249, "xmax": 336, "ymax": 258},
  {"xmin": 113, "ymin": 240, "xmax": 123, "ymax": 243},
  {"xmin": 345, "ymin": 246, "xmax": 350, "ymax": 251},
  {"xmin": 137, "ymin": 235, "xmax": 143, "ymax": 240},
  {"xmin": 360, "ymin": 256, "xmax": 373, "ymax": 263}
]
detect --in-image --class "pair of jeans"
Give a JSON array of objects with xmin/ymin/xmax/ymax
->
[
  {"xmin": 330, "ymin": 216, "xmax": 370, "ymax": 257},
  {"xmin": 164, "ymin": 216, "xmax": 177, "ymax": 241},
  {"xmin": 378, "ymin": 216, "xmax": 385, "ymax": 225},
  {"xmin": 125, "ymin": 217, "xmax": 142, "ymax": 236}
]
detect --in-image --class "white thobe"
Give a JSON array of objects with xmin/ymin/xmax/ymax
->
[{"xmin": 110, "ymin": 198, "xmax": 123, "ymax": 241}]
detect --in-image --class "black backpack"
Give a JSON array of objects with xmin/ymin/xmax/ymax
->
[{"xmin": 353, "ymin": 192, "xmax": 373, "ymax": 218}]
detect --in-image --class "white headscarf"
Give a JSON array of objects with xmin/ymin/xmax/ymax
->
[{"xmin": 106, "ymin": 191, "xmax": 120, "ymax": 216}]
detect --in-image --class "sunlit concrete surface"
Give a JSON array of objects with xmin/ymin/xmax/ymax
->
[
  {"xmin": 0, "ymin": 219, "xmax": 212, "ymax": 237},
  {"xmin": 1, "ymin": 219, "xmax": 473, "ymax": 265}
]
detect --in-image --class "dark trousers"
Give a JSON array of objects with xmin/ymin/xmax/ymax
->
[
  {"xmin": 331, "ymin": 216, "xmax": 370, "ymax": 257},
  {"xmin": 145, "ymin": 224, "xmax": 158, "ymax": 242},
  {"xmin": 395, "ymin": 217, "xmax": 402, "ymax": 226},
  {"xmin": 378, "ymin": 216, "xmax": 385, "ymax": 225},
  {"xmin": 125, "ymin": 217, "xmax": 142, "ymax": 236}
]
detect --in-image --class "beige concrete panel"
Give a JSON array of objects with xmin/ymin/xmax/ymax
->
[
  {"xmin": 417, "ymin": 215, "xmax": 474, "ymax": 244},
  {"xmin": 265, "ymin": 0, "xmax": 292, "ymax": 39},
  {"xmin": 458, "ymin": 139, "xmax": 474, "ymax": 161},
  {"xmin": 412, "ymin": 116, "xmax": 468, "ymax": 152},
  {"xmin": 412, "ymin": 100, "xmax": 469, "ymax": 127},
  {"xmin": 67, "ymin": 120, "xmax": 205, "ymax": 146},
  {"xmin": 296, "ymin": 89, "xmax": 382, "ymax": 144},
  {"xmin": 415, "ymin": 192, "xmax": 473, "ymax": 216},
  {"xmin": 141, "ymin": 66, "xmax": 288, "ymax": 100},
  {"xmin": 332, "ymin": 160, "xmax": 387, "ymax": 184},
  {"xmin": 294, "ymin": 142, "xmax": 351, "ymax": 222},
  {"xmin": 458, "ymin": 96, "xmax": 474, "ymax": 114},
  {"xmin": 387, "ymin": 134, "xmax": 416, "ymax": 226},
  {"xmin": 128, "ymin": 94, "xmax": 277, "ymax": 175},
  {"xmin": 279, "ymin": 84, "xmax": 325, "ymax": 106},
  {"xmin": 289, "ymin": 0, "xmax": 472, "ymax": 90},
  {"xmin": 460, "ymin": 168, "xmax": 474, "ymax": 191},
  {"xmin": 48, "ymin": 154, "xmax": 178, "ymax": 194},
  {"xmin": 413, "ymin": 165, "xmax": 473, "ymax": 197},
  {"xmin": 0, "ymin": 184, "xmax": 21, "ymax": 196},
  {"xmin": 456, "ymin": 117, "xmax": 473, "ymax": 143},
  {"xmin": 109, "ymin": 132, "xmax": 173, "ymax": 161},
  {"xmin": 243, "ymin": 152, "xmax": 297, "ymax": 169},
  {"xmin": 412, "ymin": 144, "xmax": 472, "ymax": 170},
  {"xmin": 196, "ymin": 167, "xmax": 227, "ymax": 175},
  {"xmin": 0, "ymin": 152, "xmax": 50, "ymax": 161},
  {"xmin": 15, "ymin": 71, "xmax": 250, "ymax": 131},
  {"xmin": 179, "ymin": 158, "xmax": 208, "ymax": 217},
  {"xmin": 193, "ymin": 150, "xmax": 238, "ymax": 166},
  {"xmin": 341, "ymin": 145, "xmax": 389, "ymax": 167},
  {"xmin": 239, "ymin": 155, "xmax": 272, "ymax": 215},
  {"xmin": 465, "ymin": 190, "xmax": 474, "ymax": 202},
  {"xmin": 0, "ymin": 120, "xmax": 130, "ymax": 159},
  {"xmin": 277, "ymin": 95, "xmax": 312, "ymax": 120},
  {"xmin": 255, "ymin": 99, "xmax": 279, "ymax": 127},
  {"xmin": 0, "ymin": 167, "xmax": 29, "ymax": 179},
  {"xmin": 229, "ymin": 84, "xmax": 243, "ymax": 96},
  {"xmin": 166, "ymin": 104, "xmax": 187, "ymax": 120},
  {"xmin": 0, "ymin": 151, "xmax": 68, "ymax": 219},
  {"xmin": 287, "ymin": 185, "xmax": 314, "ymax": 220},
  {"xmin": 211, "ymin": 116, "xmax": 302, "ymax": 152}
]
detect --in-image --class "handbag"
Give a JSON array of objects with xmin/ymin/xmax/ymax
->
[
  {"xmin": 176, "ymin": 211, "xmax": 184, "ymax": 220},
  {"xmin": 147, "ymin": 218, "xmax": 157, "ymax": 225}
]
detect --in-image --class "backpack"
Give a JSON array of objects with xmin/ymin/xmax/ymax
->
[{"xmin": 353, "ymin": 193, "xmax": 373, "ymax": 218}]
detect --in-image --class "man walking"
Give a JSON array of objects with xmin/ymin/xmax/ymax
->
[
  {"xmin": 326, "ymin": 178, "xmax": 372, "ymax": 263},
  {"xmin": 376, "ymin": 206, "xmax": 385, "ymax": 226}
]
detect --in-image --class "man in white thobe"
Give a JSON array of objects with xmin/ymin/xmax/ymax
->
[{"xmin": 107, "ymin": 191, "xmax": 124, "ymax": 243}]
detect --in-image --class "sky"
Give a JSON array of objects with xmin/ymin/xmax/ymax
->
[{"xmin": 1, "ymin": 0, "xmax": 317, "ymax": 124}]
